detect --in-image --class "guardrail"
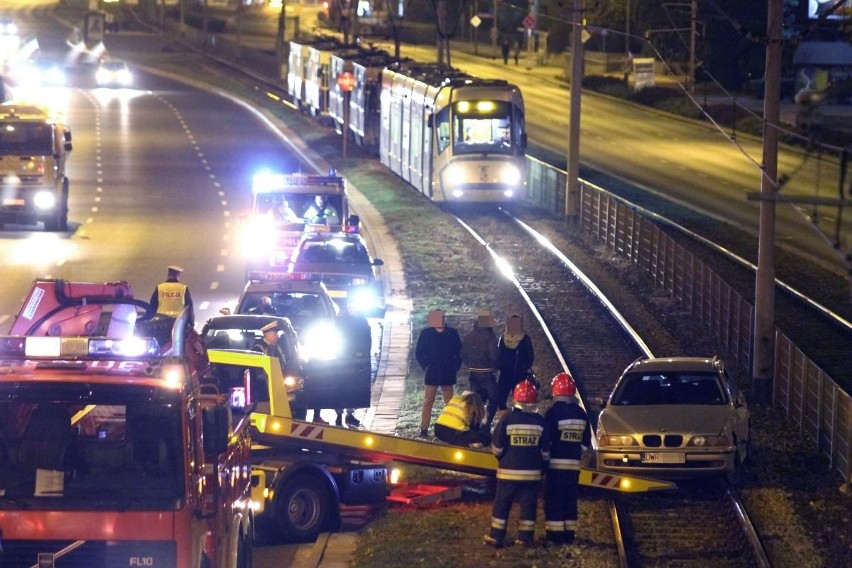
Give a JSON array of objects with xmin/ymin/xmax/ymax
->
[{"xmin": 527, "ymin": 156, "xmax": 851, "ymax": 484}]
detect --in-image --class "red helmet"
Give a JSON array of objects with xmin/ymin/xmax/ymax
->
[
  {"xmin": 513, "ymin": 380, "xmax": 539, "ymax": 404},
  {"xmin": 551, "ymin": 372, "xmax": 576, "ymax": 396}
]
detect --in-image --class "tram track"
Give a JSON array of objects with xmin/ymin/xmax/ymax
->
[
  {"xmin": 454, "ymin": 208, "xmax": 772, "ymax": 568},
  {"xmin": 611, "ymin": 481, "xmax": 770, "ymax": 568}
]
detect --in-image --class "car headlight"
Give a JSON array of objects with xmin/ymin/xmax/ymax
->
[
  {"xmin": 302, "ymin": 321, "xmax": 343, "ymax": 360},
  {"xmin": 348, "ymin": 286, "xmax": 378, "ymax": 313},
  {"xmin": 687, "ymin": 434, "xmax": 731, "ymax": 447},
  {"xmin": 33, "ymin": 191, "xmax": 56, "ymax": 210},
  {"xmin": 598, "ymin": 435, "xmax": 638, "ymax": 447},
  {"xmin": 118, "ymin": 70, "xmax": 132, "ymax": 85},
  {"xmin": 283, "ymin": 375, "xmax": 304, "ymax": 393}
]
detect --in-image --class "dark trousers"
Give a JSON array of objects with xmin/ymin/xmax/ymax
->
[
  {"xmin": 434, "ymin": 423, "xmax": 491, "ymax": 447},
  {"xmin": 468, "ymin": 371, "xmax": 499, "ymax": 427},
  {"xmin": 489, "ymin": 479, "xmax": 540, "ymax": 544},
  {"xmin": 544, "ymin": 469, "xmax": 580, "ymax": 543}
]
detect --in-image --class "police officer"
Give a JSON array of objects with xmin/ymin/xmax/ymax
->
[
  {"xmin": 485, "ymin": 380, "xmax": 549, "ymax": 548},
  {"xmin": 543, "ymin": 372, "xmax": 590, "ymax": 545},
  {"xmin": 252, "ymin": 320, "xmax": 287, "ymax": 360},
  {"xmin": 150, "ymin": 265, "xmax": 194, "ymax": 327}
]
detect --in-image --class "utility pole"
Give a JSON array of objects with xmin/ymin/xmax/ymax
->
[
  {"xmin": 689, "ymin": 0, "xmax": 696, "ymax": 94},
  {"xmin": 276, "ymin": 0, "xmax": 286, "ymax": 81},
  {"xmin": 565, "ymin": 0, "xmax": 584, "ymax": 220},
  {"xmin": 753, "ymin": 0, "xmax": 782, "ymax": 404}
]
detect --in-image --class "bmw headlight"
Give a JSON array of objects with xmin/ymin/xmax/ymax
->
[
  {"xmin": 33, "ymin": 191, "xmax": 56, "ymax": 210},
  {"xmin": 302, "ymin": 321, "xmax": 343, "ymax": 360}
]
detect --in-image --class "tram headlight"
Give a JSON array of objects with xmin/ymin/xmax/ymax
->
[{"xmin": 500, "ymin": 164, "xmax": 522, "ymax": 186}]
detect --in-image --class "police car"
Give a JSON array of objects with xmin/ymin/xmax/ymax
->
[{"xmin": 288, "ymin": 231, "xmax": 385, "ymax": 317}]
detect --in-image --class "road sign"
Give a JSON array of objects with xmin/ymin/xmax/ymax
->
[
  {"xmin": 470, "ymin": 15, "xmax": 481, "ymax": 28},
  {"xmin": 522, "ymin": 13, "xmax": 536, "ymax": 30}
]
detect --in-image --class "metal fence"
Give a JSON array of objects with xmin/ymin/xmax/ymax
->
[{"xmin": 527, "ymin": 156, "xmax": 852, "ymax": 484}]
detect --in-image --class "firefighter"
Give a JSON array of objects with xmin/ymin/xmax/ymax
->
[
  {"xmin": 484, "ymin": 380, "xmax": 549, "ymax": 549},
  {"xmin": 150, "ymin": 265, "xmax": 194, "ymax": 327},
  {"xmin": 543, "ymin": 372, "xmax": 590, "ymax": 545},
  {"xmin": 303, "ymin": 195, "xmax": 340, "ymax": 225}
]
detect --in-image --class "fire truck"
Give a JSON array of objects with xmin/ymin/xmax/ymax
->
[
  {"xmin": 0, "ymin": 102, "xmax": 73, "ymax": 231},
  {"xmin": 0, "ymin": 280, "xmax": 255, "ymax": 568},
  {"xmin": 240, "ymin": 171, "xmax": 358, "ymax": 276}
]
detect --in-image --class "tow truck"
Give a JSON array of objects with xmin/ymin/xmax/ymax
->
[
  {"xmin": 204, "ymin": 349, "xmax": 678, "ymax": 543},
  {"xmin": 0, "ymin": 280, "xmax": 255, "ymax": 567},
  {"xmin": 239, "ymin": 171, "xmax": 359, "ymax": 276}
]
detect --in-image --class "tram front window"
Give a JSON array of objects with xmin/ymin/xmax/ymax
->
[{"xmin": 452, "ymin": 101, "xmax": 514, "ymax": 155}]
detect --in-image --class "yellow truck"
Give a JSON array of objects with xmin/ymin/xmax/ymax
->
[{"xmin": 0, "ymin": 102, "xmax": 73, "ymax": 231}]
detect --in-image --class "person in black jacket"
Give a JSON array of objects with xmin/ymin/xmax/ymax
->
[
  {"xmin": 484, "ymin": 380, "xmax": 549, "ymax": 548},
  {"xmin": 496, "ymin": 314, "xmax": 534, "ymax": 414},
  {"xmin": 415, "ymin": 309, "xmax": 462, "ymax": 438},
  {"xmin": 461, "ymin": 310, "xmax": 500, "ymax": 429},
  {"xmin": 543, "ymin": 372, "xmax": 590, "ymax": 545}
]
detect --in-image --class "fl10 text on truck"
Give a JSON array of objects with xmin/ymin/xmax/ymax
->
[{"xmin": 0, "ymin": 279, "xmax": 253, "ymax": 567}]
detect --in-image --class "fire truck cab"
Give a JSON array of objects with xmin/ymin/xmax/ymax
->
[
  {"xmin": 0, "ymin": 102, "xmax": 73, "ymax": 231},
  {"xmin": 240, "ymin": 170, "xmax": 359, "ymax": 276},
  {"xmin": 0, "ymin": 280, "xmax": 255, "ymax": 568}
]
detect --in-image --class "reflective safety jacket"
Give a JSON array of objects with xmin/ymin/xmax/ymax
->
[
  {"xmin": 491, "ymin": 407, "xmax": 549, "ymax": 481},
  {"xmin": 155, "ymin": 282, "xmax": 188, "ymax": 317},
  {"xmin": 436, "ymin": 394, "xmax": 472, "ymax": 432},
  {"xmin": 544, "ymin": 397, "xmax": 590, "ymax": 471}
]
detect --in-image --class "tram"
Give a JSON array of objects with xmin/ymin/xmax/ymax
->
[
  {"xmin": 289, "ymin": 40, "xmax": 528, "ymax": 203},
  {"xmin": 379, "ymin": 63, "xmax": 527, "ymax": 202}
]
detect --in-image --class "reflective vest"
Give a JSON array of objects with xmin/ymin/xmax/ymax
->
[
  {"xmin": 156, "ymin": 282, "xmax": 188, "ymax": 317},
  {"xmin": 436, "ymin": 394, "xmax": 470, "ymax": 432}
]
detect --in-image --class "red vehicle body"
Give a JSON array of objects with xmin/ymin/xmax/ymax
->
[{"xmin": 0, "ymin": 280, "xmax": 254, "ymax": 568}]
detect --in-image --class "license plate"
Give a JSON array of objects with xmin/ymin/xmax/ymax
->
[
  {"xmin": 2, "ymin": 198, "xmax": 24, "ymax": 206},
  {"xmin": 642, "ymin": 452, "xmax": 685, "ymax": 464}
]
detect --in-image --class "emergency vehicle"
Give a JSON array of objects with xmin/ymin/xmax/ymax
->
[
  {"xmin": 204, "ymin": 350, "xmax": 678, "ymax": 543},
  {"xmin": 0, "ymin": 280, "xmax": 255, "ymax": 568},
  {"xmin": 240, "ymin": 171, "xmax": 358, "ymax": 275},
  {"xmin": 0, "ymin": 102, "xmax": 73, "ymax": 231}
]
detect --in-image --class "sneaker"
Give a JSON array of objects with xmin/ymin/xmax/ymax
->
[
  {"xmin": 345, "ymin": 414, "xmax": 361, "ymax": 427},
  {"xmin": 483, "ymin": 535, "xmax": 503, "ymax": 548},
  {"xmin": 418, "ymin": 429, "xmax": 429, "ymax": 438}
]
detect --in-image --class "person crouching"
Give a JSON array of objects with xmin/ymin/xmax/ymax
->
[{"xmin": 434, "ymin": 391, "xmax": 492, "ymax": 448}]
